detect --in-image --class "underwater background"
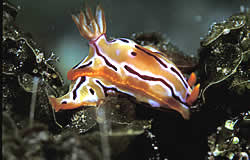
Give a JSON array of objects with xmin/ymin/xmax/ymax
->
[{"xmin": 9, "ymin": 0, "xmax": 247, "ymax": 83}]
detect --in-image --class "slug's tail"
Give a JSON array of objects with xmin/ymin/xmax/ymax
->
[
  {"xmin": 72, "ymin": 5, "xmax": 106, "ymax": 41},
  {"xmin": 186, "ymin": 72, "xmax": 200, "ymax": 106},
  {"xmin": 49, "ymin": 95, "xmax": 97, "ymax": 112}
]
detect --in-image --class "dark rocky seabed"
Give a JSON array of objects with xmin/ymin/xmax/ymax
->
[{"xmin": 2, "ymin": 0, "xmax": 250, "ymax": 160}]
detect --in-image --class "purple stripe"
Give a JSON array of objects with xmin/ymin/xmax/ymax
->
[
  {"xmin": 95, "ymin": 80, "xmax": 120, "ymax": 97},
  {"xmin": 73, "ymin": 77, "xmax": 86, "ymax": 100},
  {"xmin": 119, "ymin": 38, "xmax": 129, "ymax": 43},
  {"xmin": 61, "ymin": 101, "xmax": 67, "ymax": 104},
  {"xmin": 89, "ymin": 88, "xmax": 95, "ymax": 95},
  {"xmin": 72, "ymin": 60, "xmax": 83, "ymax": 69},
  {"xmin": 77, "ymin": 61, "xmax": 93, "ymax": 69},
  {"xmin": 170, "ymin": 67, "xmax": 188, "ymax": 89},
  {"xmin": 135, "ymin": 45, "xmax": 168, "ymax": 68},
  {"xmin": 93, "ymin": 43, "xmax": 118, "ymax": 71},
  {"xmin": 124, "ymin": 65, "xmax": 187, "ymax": 104}
]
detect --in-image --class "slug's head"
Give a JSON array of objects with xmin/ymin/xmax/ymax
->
[{"xmin": 72, "ymin": 5, "xmax": 106, "ymax": 41}]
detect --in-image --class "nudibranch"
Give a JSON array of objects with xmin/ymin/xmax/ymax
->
[{"xmin": 49, "ymin": 5, "xmax": 200, "ymax": 120}]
